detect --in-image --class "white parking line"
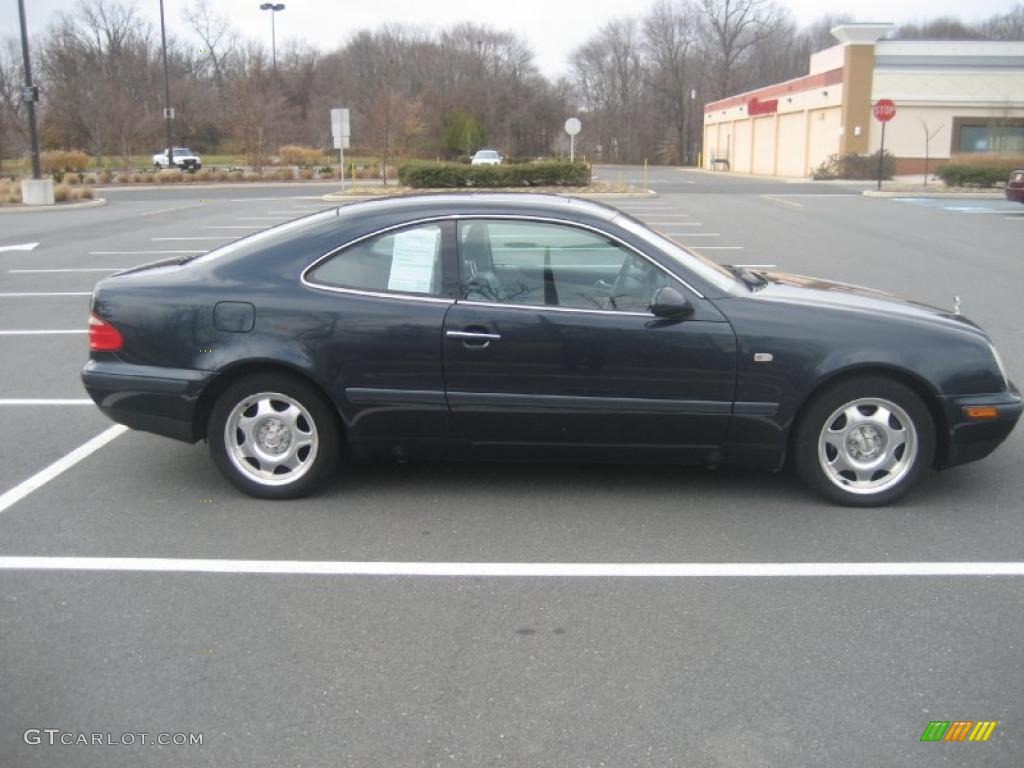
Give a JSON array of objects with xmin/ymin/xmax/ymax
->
[
  {"xmin": 651, "ymin": 222, "xmax": 702, "ymax": 227},
  {"xmin": 0, "ymin": 425, "xmax": 128, "ymax": 515},
  {"xmin": 0, "ymin": 399, "xmax": 92, "ymax": 405},
  {"xmin": 670, "ymin": 233, "xmax": 720, "ymax": 237},
  {"xmin": 139, "ymin": 204, "xmax": 200, "ymax": 217},
  {"xmin": 689, "ymin": 245, "xmax": 744, "ymax": 250},
  {"xmin": 151, "ymin": 236, "xmax": 238, "ymax": 241},
  {"xmin": 227, "ymin": 196, "xmax": 328, "ymax": 202},
  {"xmin": 0, "ymin": 330, "xmax": 86, "ymax": 335},
  {"xmin": 9, "ymin": 268, "xmax": 124, "ymax": 273},
  {"xmin": 0, "ymin": 557, "xmax": 1020, "ymax": 577},
  {"xmin": 201, "ymin": 226, "xmax": 262, "ymax": 230},
  {"xmin": 236, "ymin": 217, "xmax": 289, "ymax": 221},
  {"xmin": 88, "ymin": 250, "xmax": 205, "ymax": 255},
  {"xmin": 0, "ymin": 292, "xmax": 91, "ymax": 297}
]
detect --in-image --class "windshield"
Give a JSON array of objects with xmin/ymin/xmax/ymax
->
[
  {"xmin": 173, "ymin": 148, "xmax": 193, "ymax": 155},
  {"xmin": 612, "ymin": 213, "xmax": 742, "ymax": 294},
  {"xmin": 476, "ymin": 151, "xmax": 498, "ymax": 158}
]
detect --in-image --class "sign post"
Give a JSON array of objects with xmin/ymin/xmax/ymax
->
[
  {"xmin": 564, "ymin": 117, "xmax": 581, "ymax": 163},
  {"xmin": 872, "ymin": 99, "xmax": 895, "ymax": 191},
  {"xmin": 331, "ymin": 108, "xmax": 351, "ymax": 190}
]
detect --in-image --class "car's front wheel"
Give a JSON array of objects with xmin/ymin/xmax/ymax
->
[
  {"xmin": 794, "ymin": 375, "xmax": 935, "ymax": 506},
  {"xmin": 208, "ymin": 373, "xmax": 340, "ymax": 499}
]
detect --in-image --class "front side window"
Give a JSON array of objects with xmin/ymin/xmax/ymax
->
[
  {"xmin": 307, "ymin": 223, "xmax": 444, "ymax": 296},
  {"xmin": 458, "ymin": 219, "xmax": 668, "ymax": 312}
]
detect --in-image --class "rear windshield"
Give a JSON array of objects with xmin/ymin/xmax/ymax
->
[{"xmin": 187, "ymin": 210, "xmax": 337, "ymax": 265}]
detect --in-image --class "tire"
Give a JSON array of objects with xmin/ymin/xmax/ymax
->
[
  {"xmin": 208, "ymin": 372, "xmax": 340, "ymax": 499},
  {"xmin": 793, "ymin": 375, "xmax": 936, "ymax": 507}
]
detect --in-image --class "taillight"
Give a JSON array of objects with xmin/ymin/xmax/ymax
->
[{"xmin": 88, "ymin": 311, "xmax": 123, "ymax": 351}]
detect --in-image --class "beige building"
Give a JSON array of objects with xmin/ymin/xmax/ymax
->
[{"xmin": 702, "ymin": 24, "xmax": 1024, "ymax": 177}]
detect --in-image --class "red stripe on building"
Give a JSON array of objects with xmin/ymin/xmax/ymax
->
[{"xmin": 705, "ymin": 68, "xmax": 844, "ymax": 113}]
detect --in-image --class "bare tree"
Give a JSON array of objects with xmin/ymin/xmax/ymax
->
[
  {"xmin": 644, "ymin": 1, "xmax": 698, "ymax": 163},
  {"xmin": 697, "ymin": 0, "xmax": 789, "ymax": 98}
]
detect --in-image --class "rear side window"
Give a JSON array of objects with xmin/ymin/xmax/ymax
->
[{"xmin": 307, "ymin": 223, "xmax": 444, "ymax": 296}]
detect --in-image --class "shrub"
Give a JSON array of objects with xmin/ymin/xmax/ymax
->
[
  {"xmin": 213, "ymin": 170, "xmax": 230, "ymax": 182},
  {"xmin": 71, "ymin": 186, "xmax": 94, "ymax": 200},
  {"xmin": 299, "ymin": 168, "xmax": 314, "ymax": 180},
  {"xmin": 398, "ymin": 161, "xmax": 591, "ymax": 188},
  {"xmin": 156, "ymin": 169, "xmax": 184, "ymax": 183},
  {"xmin": 229, "ymin": 170, "xmax": 245, "ymax": 182},
  {"xmin": 279, "ymin": 145, "xmax": 324, "ymax": 167},
  {"xmin": 194, "ymin": 169, "xmax": 212, "ymax": 182},
  {"xmin": 61, "ymin": 171, "xmax": 80, "ymax": 185},
  {"xmin": 243, "ymin": 171, "xmax": 261, "ymax": 182},
  {"xmin": 40, "ymin": 149, "xmax": 90, "ymax": 173},
  {"xmin": 813, "ymin": 151, "xmax": 895, "ymax": 180},
  {"xmin": 97, "ymin": 171, "xmax": 111, "ymax": 184},
  {"xmin": 934, "ymin": 164, "xmax": 1014, "ymax": 188},
  {"xmin": 82, "ymin": 173, "xmax": 97, "ymax": 184},
  {"xmin": 53, "ymin": 183, "xmax": 71, "ymax": 202},
  {"xmin": 268, "ymin": 167, "xmax": 295, "ymax": 181}
]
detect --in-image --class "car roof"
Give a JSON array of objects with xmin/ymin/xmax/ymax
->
[{"xmin": 335, "ymin": 192, "xmax": 619, "ymax": 222}]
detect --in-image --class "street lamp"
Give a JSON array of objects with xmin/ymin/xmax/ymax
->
[
  {"xmin": 158, "ymin": 0, "xmax": 174, "ymax": 168},
  {"xmin": 260, "ymin": 3, "xmax": 285, "ymax": 74}
]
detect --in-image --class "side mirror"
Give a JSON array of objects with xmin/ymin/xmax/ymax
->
[{"xmin": 650, "ymin": 286, "xmax": 692, "ymax": 318}]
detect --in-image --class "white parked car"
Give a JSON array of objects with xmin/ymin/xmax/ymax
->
[
  {"xmin": 470, "ymin": 149, "xmax": 502, "ymax": 166},
  {"xmin": 153, "ymin": 147, "xmax": 201, "ymax": 170}
]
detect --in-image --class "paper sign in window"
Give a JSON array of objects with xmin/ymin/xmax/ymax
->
[{"xmin": 387, "ymin": 227, "xmax": 439, "ymax": 293}]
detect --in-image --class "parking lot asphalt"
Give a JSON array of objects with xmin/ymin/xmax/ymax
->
[{"xmin": 1, "ymin": 168, "xmax": 1021, "ymax": 767}]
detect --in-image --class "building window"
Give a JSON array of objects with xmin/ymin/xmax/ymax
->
[{"xmin": 954, "ymin": 118, "xmax": 1024, "ymax": 154}]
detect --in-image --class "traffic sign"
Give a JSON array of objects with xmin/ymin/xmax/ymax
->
[
  {"xmin": 873, "ymin": 99, "xmax": 895, "ymax": 122},
  {"xmin": 564, "ymin": 117, "xmax": 581, "ymax": 136},
  {"xmin": 20, "ymin": 85, "xmax": 39, "ymax": 103}
]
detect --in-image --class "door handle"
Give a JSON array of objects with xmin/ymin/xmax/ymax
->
[{"xmin": 446, "ymin": 330, "xmax": 502, "ymax": 341}]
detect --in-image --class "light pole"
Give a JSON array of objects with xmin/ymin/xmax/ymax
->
[
  {"xmin": 158, "ymin": 0, "xmax": 174, "ymax": 168},
  {"xmin": 16, "ymin": 0, "xmax": 41, "ymax": 179},
  {"xmin": 260, "ymin": 3, "xmax": 285, "ymax": 74}
]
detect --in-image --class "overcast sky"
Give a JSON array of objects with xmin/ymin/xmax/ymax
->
[{"xmin": 2, "ymin": 0, "xmax": 1015, "ymax": 77}]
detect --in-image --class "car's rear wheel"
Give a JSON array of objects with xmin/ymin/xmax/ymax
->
[
  {"xmin": 208, "ymin": 373, "xmax": 339, "ymax": 499},
  {"xmin": 794, "ymin": 375, "xmax": 935, "ymax": 506}
]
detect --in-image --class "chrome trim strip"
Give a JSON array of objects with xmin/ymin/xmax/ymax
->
[
  {"xmin": 446, "ymin": 330, "xmax": 502, "ymax": 341},
  {"xmin": 458, "ymin": 299, "xmax": 651, "ymax": 318},
  {"xmin": 299, "ymin": 212, "xmax": 706, "ymax": 303}
]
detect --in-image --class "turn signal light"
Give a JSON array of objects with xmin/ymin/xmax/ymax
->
[
  {"xmin": 962, "ymin": 405, "xmax": 999, "ymax": 420},
  {"xmin": 88, "ymin": 311, "xmax": 123, "ymax": 351}
]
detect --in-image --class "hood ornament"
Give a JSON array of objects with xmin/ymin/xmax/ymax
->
[{"xmin": 953, "ymin": 295, "xmax": 961, "ymax": 316}]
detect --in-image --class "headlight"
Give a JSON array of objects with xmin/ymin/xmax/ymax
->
[{"xmin": 989, "ymin": 343, "xmax": 1009, "ymax": 390}]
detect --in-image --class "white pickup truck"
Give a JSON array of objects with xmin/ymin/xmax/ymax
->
[{"xmin": 152, "ymin": 147, "xmax": 201, "ymax": 170}]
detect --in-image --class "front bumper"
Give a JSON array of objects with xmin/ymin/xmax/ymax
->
[
  {"xmin": 1005, "ymin": 185, "xmax": 1024, "ymax": 203},
  {"xmin": 81, "ymin": 359, "xmax": 215, "ymax": 443},
  {"xmin": 939, "ymin": 383, "xmax": 1022, "ymax": 467}
]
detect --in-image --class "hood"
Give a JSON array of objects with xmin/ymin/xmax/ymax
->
[{"xmin": 749, "ymin": 270, "xmax": 986, "ymax": 337}]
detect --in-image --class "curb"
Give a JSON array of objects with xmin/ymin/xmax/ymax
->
[
  {"xmin": 862, "ymin": 190, "xmax": 1005, "ymax": 198},
  {"xmin": 320, "ymin": 189, "xmax": 657, "ymax": 203},
  {"xmin": 0, "ymin": 197, "xmax": 106, "ymax": 214},
  {"xmin": 94, "ymin": 181, "xmax": 354, "ymax": 192}
]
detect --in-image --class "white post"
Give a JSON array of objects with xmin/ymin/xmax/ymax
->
[{"xmin": 570, "ymin": 135, "xmax": 575, "ymax": 164}]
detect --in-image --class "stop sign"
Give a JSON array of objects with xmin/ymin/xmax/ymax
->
[{"xmin": 873, "ymin": 99, "xmax": 896, "ymax": 122}]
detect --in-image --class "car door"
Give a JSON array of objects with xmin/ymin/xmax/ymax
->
[
  {"xmin": 302, "ymin": 219, "xmax": 461, "ymax": 449},
  {"xmin": 442, "ymin": 217, "xmax": 737, "ymax": 455}
]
